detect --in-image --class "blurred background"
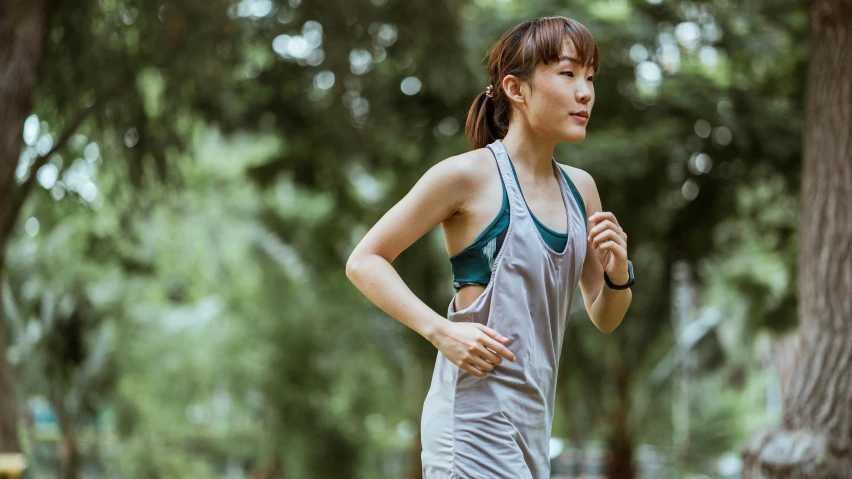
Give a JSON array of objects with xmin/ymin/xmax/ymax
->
[{"xmin": 1, "ymin": 0, "xmax": 847, "ymax": 477}]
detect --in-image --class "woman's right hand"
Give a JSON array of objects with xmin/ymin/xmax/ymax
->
[{"xmin": 431, "ymin": 321, "xmax": 516, "ymax": 376}]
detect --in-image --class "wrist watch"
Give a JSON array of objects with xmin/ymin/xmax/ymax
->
[{"xmin": 604, "ymin": 260, "xmax": 634, "ymax": 290}]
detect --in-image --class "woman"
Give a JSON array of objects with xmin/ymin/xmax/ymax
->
[{"xmin": 346, "ymin": 16, "xmax": 633, "ymax": 478}]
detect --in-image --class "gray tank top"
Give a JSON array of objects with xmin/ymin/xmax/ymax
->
[{"xmin": 420, "ymin": 139, "xmax": 587, "ymax": 478}]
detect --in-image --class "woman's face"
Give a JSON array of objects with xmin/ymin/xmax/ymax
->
[{"xmin": 519, "ymin": 41, "xmax": 595, "ymax": 143}]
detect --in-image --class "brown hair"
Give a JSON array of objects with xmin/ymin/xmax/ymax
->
[{"xmin": 465, "ymin": 16, "xmax": 600, "ymax": 150}]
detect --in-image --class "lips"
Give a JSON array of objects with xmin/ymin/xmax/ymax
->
[{"xmin": 570, "ymin": 111, "xmax": 589, "ymax": 123}]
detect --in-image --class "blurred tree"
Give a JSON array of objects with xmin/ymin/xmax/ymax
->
[
  {"xmin": 2, "ymin": 0, "xmax": 470, "ymax": 474},
  {"xmin": 0, "ymin": 0, "xmax": 237, "ymax": 457},
  {"xmin": 0, "ymin": 0, "xmax": 49, "ymax": 455},
  {"xmin": 0, "ymin": 0, "xmax": 822, "ymax": 477},
  {"xmin": 742, "ymin": 0, "xmax": 852, "ymax": 477}
]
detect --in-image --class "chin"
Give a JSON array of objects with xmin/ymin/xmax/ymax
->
[{"xmin": 561, "ymin": 128, "xmax": 587, "ymax": 143}]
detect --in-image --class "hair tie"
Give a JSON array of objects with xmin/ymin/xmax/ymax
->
[{"xmin": 485, "ymin": 84, "xmax": 494, "ymax": 98}]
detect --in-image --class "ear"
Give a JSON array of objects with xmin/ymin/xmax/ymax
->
[{"xmin": 501, "ymin": 74, "xmax": 526, "ymax": 107}]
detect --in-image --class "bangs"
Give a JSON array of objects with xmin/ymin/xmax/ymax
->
[{"xmin": 523, "ymin": 17, "xmax": 599, "ymax": 72}]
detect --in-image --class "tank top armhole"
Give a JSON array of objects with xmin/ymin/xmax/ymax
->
[
  {"xmin": 448, "ymin": 164, "xmax": 510, "ymax": 260},
  {"xmin": 559, "ymin": 167, "xmax": 587, "ymax": 231}
]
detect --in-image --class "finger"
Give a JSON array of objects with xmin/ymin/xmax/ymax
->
[
  {"xmin": 592, "ymin": 231, "xmax": 624, "ymax": 252},
  {"xmin": 472, "ymin": 323, "xmax": 509, "ymax": 343},
  {"xmin": 598, "ymin": 240, "xmax": 626, "ymax": 253},
  {"xmin": 477, "ymin": 344, "xmax": 504, "ymax": 365},
  {"xmin": 587, "ymin": 220, "xmax": 619, "ymax": 242},
  {"xmin": 481, "ymin": 335, "xmax": 516, "ymax": 362},
  {"xmin": 589, "ymin": 211, "xmax": 620, "ymax": 228},
  {"xmin": 597, "ymin": 241, "xmax": 627, "ymax": 259},
  {"xmin": 592, "ymin": 230, "xmax": 626, "ymax": 249},
  {"xmin": 588, "ymin": 219, "xmax": 624, "ymax": 241},
  {"xmin": 467, "ymin": 353, "xmax": 495, "ymax": 372},
  {"xmin": 587, "ymin": 219, "xmax": 610, "ymax": 238},
  {"xmin": 591, "ymin": 229, "xmax": 614, "ymax": 247},
  {"xmin": 460, "ymin": 362, "xmax": 486, "ymax": 377}
]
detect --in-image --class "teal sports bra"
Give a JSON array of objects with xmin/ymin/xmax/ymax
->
[{"xmin": 449, "ymin": 161, "xmax": 586, "ymax": 291}]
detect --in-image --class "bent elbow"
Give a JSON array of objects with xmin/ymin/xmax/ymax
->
[
  {"xmin": 595, "ymin": 322, "xmax": 613, "ymax": 335},
  {"xmin": 602, "ymin": 319, "xmax": 625, "ymax": 335},
  {"xmin": 347, "ymin": 251, "xmax": 393, "ymax": 287},
  {"xmin": 591, "ymin": 316, "xmax": 619, "ymax": 335},
  {"xmin": 345, "ymin": 255, "xmax": 362, "ymax": 283}
]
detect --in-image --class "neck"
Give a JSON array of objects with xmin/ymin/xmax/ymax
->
[{"xmin": 500, "ymin": 124, "xmax": 558, "ymax": 179}]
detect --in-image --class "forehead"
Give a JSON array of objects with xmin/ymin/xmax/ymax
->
[
  {"xmin": 557, "ymin": 41, "xmax": 584, "ymax": 66},
  {"xmin": 535, "ymin": 40, "xmax": 592, "ymax": 72},
  {"xmin": 560, "ymin": 40, "xmax": 578, "ymax": 58}
]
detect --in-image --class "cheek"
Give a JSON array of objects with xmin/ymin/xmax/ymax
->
[{"xmin": 535, "ymin": 89, "xmax": 569, "ymax": 117}]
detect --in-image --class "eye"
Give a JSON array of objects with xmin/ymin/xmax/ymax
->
[
  {"xmin": 588, "ymin": 76, "xmax": 594, "ymax": 82},
  {"xmin": 561, "ymin": 71, "xmax": 575, "ymax": 77}
]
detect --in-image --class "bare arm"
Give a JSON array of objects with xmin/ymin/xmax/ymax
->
[
  {"xmin": 346, "ymin": 158, "xmax": 467, "ymax": 342},
  {"xmin": 346, "ymin": 155, "xmax": 516, "ymax": 375},
  {"xmin": 563, "ymin": 166, "xmax": 632, "ymax": 334}
]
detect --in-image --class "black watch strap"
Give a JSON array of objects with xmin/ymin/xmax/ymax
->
[{"xmin": 604, "ymin": 260, "xmax": 634, "ymax": 290}]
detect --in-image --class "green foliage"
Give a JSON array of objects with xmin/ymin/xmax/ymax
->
[{"xmin": 5, "ymin": 0, "xmax": 809, "ymax": 476}]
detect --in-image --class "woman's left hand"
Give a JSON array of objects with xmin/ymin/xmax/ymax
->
[{"xmin": 587, "ymin": 211, "xmax": 629, "ymax": 285}]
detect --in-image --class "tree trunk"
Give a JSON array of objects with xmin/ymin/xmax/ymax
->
[
  {"xmin": 0, "ymin": 307, "xmax": 21, "ymax": 455},
  {"xmin": 409, "ymin": 433, "xmax": 422, "ymax": 479},
  {"xmin": 742, "ymin": 0, "xmax": 852, "ymax": 477},
  {"xmin": 250, "ymin": 457, "xmax": 282, "ymax": 479},
  {"xmin": 605, "ymin": 350, "xmax": 636, "ymax": 479},
  {"xmin": 0, "ymin": 0, "xmax": 49, "ymax": 454},
  {"xmin": 56, "ymin": 408, "xmax": 80, "ymax": 479}
]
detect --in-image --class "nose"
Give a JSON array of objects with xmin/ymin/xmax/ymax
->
[{"xmin": 575, "ymin": 81, "xmax": 592, "ymax": 104}]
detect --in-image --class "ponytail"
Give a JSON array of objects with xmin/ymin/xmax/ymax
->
[{"xmin": 464, "ymin": 87, "xmax": 509, "ymax": 150}]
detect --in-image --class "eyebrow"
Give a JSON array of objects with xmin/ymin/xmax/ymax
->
[{"xmin": 558, "ymin": 56, "xmax": 580, "ymax": 64}]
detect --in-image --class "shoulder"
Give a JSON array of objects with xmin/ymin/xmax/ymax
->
[
  {"xmin": 426, "ymin": 147, "xmax": 495, "ymax": 190},
  {"xmin": 556, "ymin": 163, "xmax": 599, "ymax": 209},
  {"xmin": 411, "ymin": 147, "xmax": 495, "ymax": 214}
]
